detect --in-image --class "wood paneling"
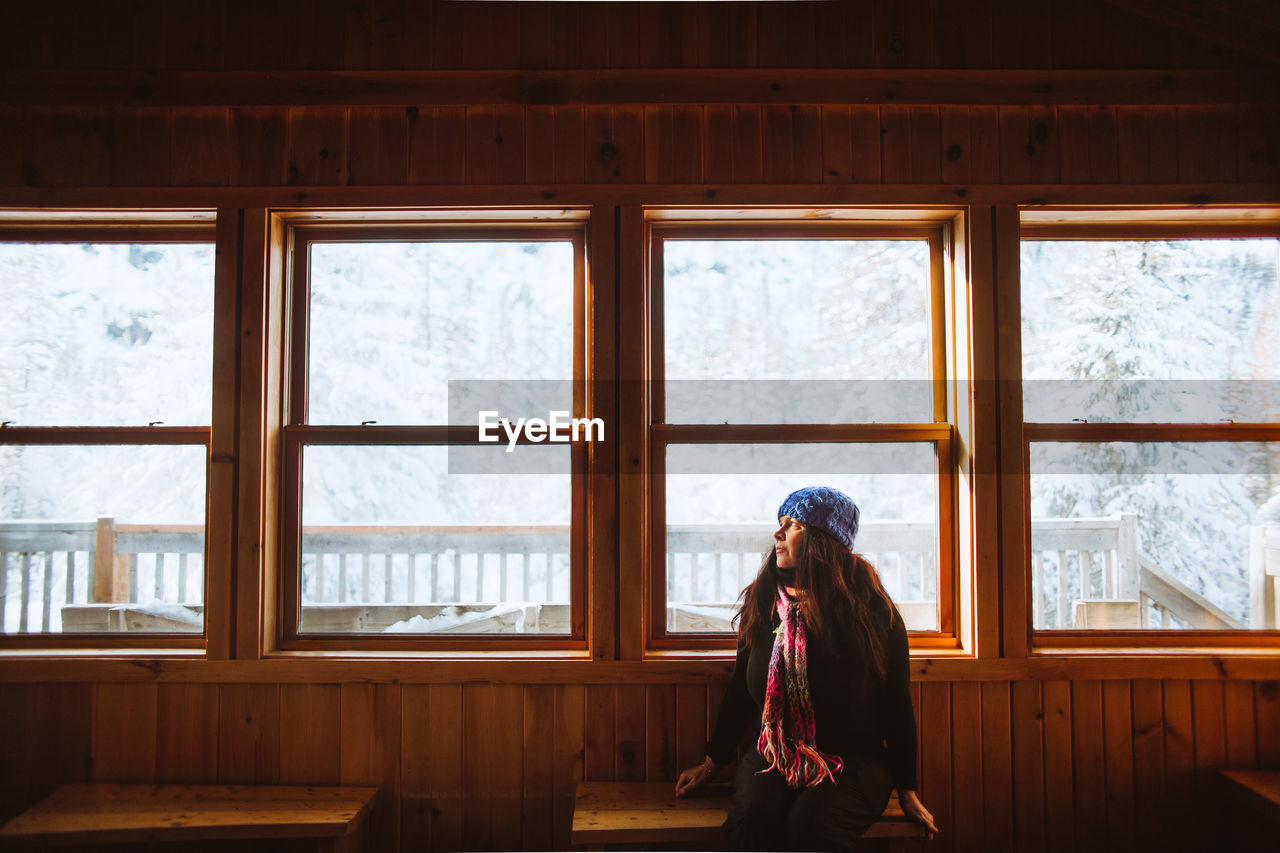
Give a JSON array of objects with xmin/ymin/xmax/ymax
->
[{"xmin": 0, "ymin": 676, "xmax": 1274, "ymax": 851}]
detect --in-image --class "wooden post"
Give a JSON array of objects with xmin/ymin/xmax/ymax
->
[
  {"xmin": 1116, "ymin": 513, "xmax": 1139, "ymax": 600},
  {"xmin": 93, "ymin": 517, "xmax": 115, "ymax": 603}
]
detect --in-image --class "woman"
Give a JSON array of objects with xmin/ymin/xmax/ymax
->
[{"xmin": 675, "ymin": 486, "xmax": 938, "ymax": 850}]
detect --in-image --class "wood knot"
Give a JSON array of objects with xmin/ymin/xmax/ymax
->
[
  {"xmin": 946, "ymin": 144, "xmax": 963, "ymax": 161},
  {"xmin": 599, "ymin": 142, "xmax": 618, "ymax": 161},
  {"xmin": 889, "ymin": 34, "xmax": 906, "ymax": 54}
]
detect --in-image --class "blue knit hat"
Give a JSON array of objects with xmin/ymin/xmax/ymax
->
[{"xmin": 777, "ymin": 486, "xmax": 860, "ymax": 550}]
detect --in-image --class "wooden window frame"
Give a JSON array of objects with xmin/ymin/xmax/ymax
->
[
  {"xmin": 0, "ymin": 215, "xmax": 228, "ymax": 652},
  {"xmin": 1014, "ymin": 207, "xmax": 1280, "ymax": 650},
  {"xmin": 276, "ymin": 217, "xmax": 593, "ymax": 652},
  {"xmin": 640, "ymin": 216, "xmax": 964, "ymax": 653}
]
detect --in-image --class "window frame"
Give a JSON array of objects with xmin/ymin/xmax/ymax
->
[
  {"xmin": 1016, "ymin": 207, "xmax": 1280, "ymax": 649},
  {"xmin": 277, "ymin": 218, "xmax": 593, "ymax": 652},
  {"xmin": 0, "ymin": 216, "xmax": 221, "ymax": 650},
  {"xmin": 643, "ymin": 216, "xmax": 962, "ymax": 652}
]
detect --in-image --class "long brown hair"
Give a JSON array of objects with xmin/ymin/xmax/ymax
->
[{"xmin": 735, "ymin": 524, "xmax": 900, "ymax": 681}]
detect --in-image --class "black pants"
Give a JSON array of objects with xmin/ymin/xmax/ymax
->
[{"xmin": 722, "ymin": 748, "xmax": 894, "ymax": 852}]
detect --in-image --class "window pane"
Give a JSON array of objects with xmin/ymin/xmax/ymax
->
[
  {"xmin": 307, "ymin": 241, "xmax": 576, "ymax": 425},
  {"xmin": 0, "ymin": 243, "xmax": 215, "ymax": 426},
  {"xmin": 665, "ymin": 443, "xmax": 940, "ymax": 633},
  {"xmin": 1029, "ymin": 441, "xmax": 1280, "ymax": 630},
  {"xmin": 1021, "ymin": 239, "xmax": 1280, "ymax": 422},
  {"xmin": 0, "ymin": 444, "xmax": 206, "ymax": 634},
  {"xmin": 300, "ymin": 444, "xmax": 572, "ymax": 634},
  {"xmin": 663, "ymin": 240, "xmax": 933, "ymax": 423}
]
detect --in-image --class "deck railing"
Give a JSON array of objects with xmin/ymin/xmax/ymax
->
[{"xmin": 2, "ymin": 516, "xmax": 1275, "ymax": 633}]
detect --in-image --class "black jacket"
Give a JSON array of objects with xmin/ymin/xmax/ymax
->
[{"xmin": 705, "ymin": 607, "xmax": 918, "ymax": 791}]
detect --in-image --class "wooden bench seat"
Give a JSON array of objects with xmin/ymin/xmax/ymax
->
[
  {"xmin": 1220, "ymin": 770, "xmax": 1280, "ymax": 852},
  {"xmin": 0, "ymin": 783, "xmax": 378, "ymax": 851},
  {"xmin": 571, "ymin": 781, "xmax": 925, "ymax": 849}
]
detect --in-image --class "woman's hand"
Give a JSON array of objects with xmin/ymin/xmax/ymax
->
[
  {"xmin": 675, "ymin": 756, "xmax": 717, "ymax": 797},
  {"xmin": 898, "ymin": 789, "xmax": 938, "ymax": 840}
]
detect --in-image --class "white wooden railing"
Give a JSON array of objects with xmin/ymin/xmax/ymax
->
[{"xmin": 3, "ymin": 516, "xmax": 1275, "ymax": 633}]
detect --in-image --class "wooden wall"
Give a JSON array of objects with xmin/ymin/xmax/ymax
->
[
  {"xmin": 2, "ymin": 2, "xmax": 1279, "ymax": 852},
  {"xmin": 1, "ymin": 678, "xmax": 1278, "ymax": 852}
]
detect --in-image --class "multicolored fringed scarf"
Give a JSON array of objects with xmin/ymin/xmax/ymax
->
[{"xmin": 756, "ymin": 589, "xmax": 845, "ymax": 789}]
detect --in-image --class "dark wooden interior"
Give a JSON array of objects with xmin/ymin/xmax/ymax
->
[{"xmin": 2, "ymin": 1, "xmax": 1278, "ymax": 851}]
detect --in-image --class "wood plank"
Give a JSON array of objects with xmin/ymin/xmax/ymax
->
[
  {"xmin": 1146, "ymin": 106, "xmax": 1180, "ymax": 183},
  {"xmin": 616, "ymin": 685, "xmax": 646, "ymax": 782},
  {"xmin": 704, "ymin": 104, "xmax": 735, "ymax": 184},
  {"xmin": 1102, "ymin": 680, "xmax": 1136, "ymax": 851},
  {"xmin": 1255, "ymin": 682, "xmax": 1280, "ymax": 776},
  {"xmin": 399, "ymin": 684, "xmax": 431, "ymax": 853},
  {"xmin": 820, "ymin": 105, "xmax": 853, "ymax": 183},
  {"xmin": 155, "ymin": 683, "xmax": 218, "ymax": 784},
  {"xmin": 1042, "ymin": 681, "xmax": 1074, "ymax": 853},
  {"xmin": 108, "ymin": 109, "xmax": 171, "ymax": 186},
  {"xmin": 0, "ymin": 783, "xmax": 377, "ymax": 845},
  {"xmin": 1178, "ymin": 105, "xmax": 1237, "ymax": 184},
  {"xmin": 231, "ymin": 108, "xmax": 287, "ymax": 185},
  {"xmin": 1116, "ymin": 106, "xmax": 1150, "ymax": 183},
  {"xmin": 646, "ymin": 685, "xmax": 677, "ymax": 783},
  {"xmin": 171, "ymin": 108, "xmax": 232, "ymax": 186},
  {"xmin": 492, "ymin": 684, "xmax": 524, "ymax": 851},
  {"xmin": 584, "ymin": 685, "xmax": 615, "ymax": 781},
  {"xmin": 406, "ymin": 106, "xmax": 466, "ymax": 185},
  {"xmin": 1057, "ymin": 106, "xmax": 1091, "ymax": 184},
  {"xmin": 1086, "ymin": 106, "xmax": 1120, "ymax": 184},
  {"xmin": 466, "ymin": 105, "xmax": 524, "ymax": 185},
  {"xmin": 758, "ymin": 2, "xmax": 815, "ymax": 67},
  {"xmin": 698, "ymin": 2, "xmax": 757, "ymax": 68},
  {"xmin": 762, "ymin": 105, "xmax": 795, "ymax": 184},
  {"xmin": 950, "ymin": 682, "xmax": 982, "ymax": 851},
  {"xmin": 16, "ymin": 68, "xmax": 1280, "ymax": 107},
  {"xmin": 524, "ymin": 105, "xmax": 555, "ymax": 184},
  {"xmin": 285, "ymin": 106, "xmax": 348, "ymax": 186},
  {"xmin": 990, "ymin": 0, "xmax": 1052, "ymax": 68},
  {"xmin": 882, "ymin": 105, "xmax": 912, "ymax": 184},
  {"xmin": 723, "ymin": 105, "xmax": 760, "ymax": 184},
  {"xmin": 427, "ymin": 684, "xmax": 463, "ymax": 853},
  {"xmin": 675, "ymin": 686, "xmax": 707, "ymax": 777},
  {"xmin": 792, "ymin": 106, "xmax": 822, "ymax": 184},
  {"xmin": 873, "ymin": 0, "xmax": 908, "ymax": 68},
  {"xmin": 1071, "ymin": 680, "xmax": 1106, "ymax": 853},
  {"xmin": 461, "ymin": 683, "xmax": 494, "ymax": 850},
  {"xmin": 1163, "ymin": 679, "xmax": 1195, "ymax": 853},
  {"xmin": 522, "ymin": 684, "xmax": 555, "ymax": 851},
  {"xmin": 1131, "ymin": 679, "xmax": 1165, "ymax": 847},
  {"xmin": 1223, "ymin": 680, "xmax": 1259, "ymax": 769},
  {"xmin": 1237, "ymin": 105, "xmax": 1280, "ymax": 182},
  {"xmin": 217, "ymin": 684, "xmax": 280, "ymax": 785},
  {"xmin": 637, "ymin": 4, "xmax": 697, "ymax": 68},
  {"xmin": 969, "ymin": 105, "xmax": 1001, "ymax": 184},
  {"xmin": 278, "ymin": 684, "xmax": 340, "ymax": 785},
  {"xmin": 1010, "ymin": 680, "xmax": 1045, "ymax": 853},
  {"xmin": 849, "ymin": 105, "xmax": 881, "ymax": 184},
  {"xmin": 1190, "ymin": 679, "xmax": 1226, "ymax": 851},
  {"xmin": 814, "ymin": 0, "xmax": 871, "ymax": 68},
  {"xmin": 939, "ymin": 106, "xmax": 971, "ymax": 184},
  {"xmin": 553, "ymin": 685, "xmax": 585, "ymax": 849},
  {"xmin": 918, "ymin": 682, "xmax": 953, "ymax": 853},
  {"xmin": 909, "ymin": 106, "xmax": 942, "ymax": 184},
  {"xmin": 92, "ymin": 683, "xmax": 156, "ymax": 783},
  {"xmin": 346, "ymin": 107, "xmax": 409, "ymax": 186},
  {"xmin": 980, "ymin": 681, "xmax": 1012, "ymax": 853},
  {"xmin": 553, "ymin": 105, "xmax": 586, "ymax": 184}
]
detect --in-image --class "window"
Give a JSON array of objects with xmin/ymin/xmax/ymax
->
[
  {"xmin": 1020, "ymin": 209, "xmax": 1280, "ymax": 640},
  {"xmin": 280, "ymin": 215, "xmax": 590, "ymax": 649},
  {"xmin": 0, "ymin": 215, "xmax": 217, "ymax": 644},
  {"xmin": 647, "ymin": 213, "xmax": 959, "ymax": 649}
]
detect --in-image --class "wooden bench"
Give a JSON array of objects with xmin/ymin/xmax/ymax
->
[
  {"xmin": 0, "ymin": 783, "xmax": 378, "ymax": 851},
  {"xmin": 571, "ymin": 781, "xmax": 925, "ymax": 850},
  {"xmin": 1220, "ymin": 770, "xmax": 1280, "ymax": 853}
]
